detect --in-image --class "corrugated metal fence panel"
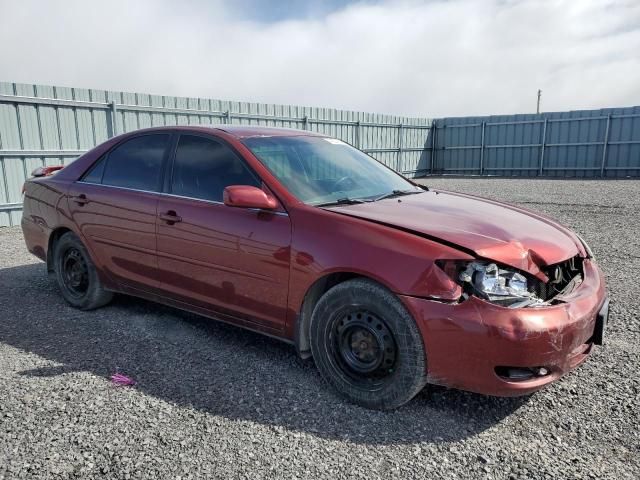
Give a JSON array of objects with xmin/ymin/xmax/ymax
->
[
  {"xmin": 433, "ymin": 107, "xmax": 640, "ymax": 178},
  {"xmin": 0, "ymin": 81, "xmax": 432, "ymax": 226},
  {"xmin": 607, "ymin": 106, "xmax": 640, "ymax": 178}
]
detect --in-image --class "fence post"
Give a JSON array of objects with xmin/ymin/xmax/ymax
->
[
  {"xmin": 479, "ymin": 121, "xmax": 486, "ymax": 175},
  {"xmin": 600, "ymin": 114, "xmax": 611, "ymax": 178},
  {"xmin": 355, "ymin": 120, "xmax": 361, "ymax": 149},
  {"xmin": 109, "ymin": 101, "xmax": 118, "ymax": 137},
  {"xmin": 397, "ymin": 123, "xmax": 404, "ymax": 173},
  {"xmin": 539, "ymin": 118, "xmax": 547, "ymax": 176},
  {"xmin": 430, "ymin": 120, "xmax": 436, "ymax": 174},
  {"xmin": 0, "ymin": 158, "xmax": 12, "ymax": 226}
]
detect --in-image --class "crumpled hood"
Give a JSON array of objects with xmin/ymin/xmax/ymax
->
[{"xmin": 326, "ymin": 190, "xmax": 584, "ymax": 280}]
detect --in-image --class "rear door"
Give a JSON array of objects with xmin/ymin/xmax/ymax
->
[
  {"xmin": 155, "ymin": 133, "xmax": 291, "ymax": 333},
  {"xmin": 68, "ymin": 133, "xmax": 172, "ymax": 293}
]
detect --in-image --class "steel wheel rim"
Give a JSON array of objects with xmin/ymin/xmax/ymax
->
[
  {"xmin": 332, "ymin": 309, "xmax": 397, "ymax": 383},
  {"xmin": 61, "ymin": 247, "xmax": 89, "ymax": 297}
]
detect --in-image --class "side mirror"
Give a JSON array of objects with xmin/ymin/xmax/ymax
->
[{"xmin": 223, "ymin": 185, "xmax": 278, "ymax": 210}]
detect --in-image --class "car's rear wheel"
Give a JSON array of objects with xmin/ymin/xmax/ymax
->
[
  {"xmin": 53, "ymin": 232, "xmax": 113, "ymax": 310},
  {"xmin": 310, "ymin": 278, "xmax": 428, "ymax": 410}
]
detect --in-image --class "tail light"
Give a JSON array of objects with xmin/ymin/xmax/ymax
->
[
  {"xmin": 31, "ymin": 165, "xmax": 64, "ymax": 177},
  {"xmin": 22, "ymin": 165, "xmax": 64, "ymax": 194}
]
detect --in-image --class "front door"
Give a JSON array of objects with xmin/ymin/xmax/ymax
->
[{"xmin": 155, "ymin": 134, "xmax": 291, "ymax": 333}]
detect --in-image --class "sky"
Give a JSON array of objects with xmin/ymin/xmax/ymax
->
[{"xmin": 0, "ymin": 0, "xmax": 639, "ymax": 118}]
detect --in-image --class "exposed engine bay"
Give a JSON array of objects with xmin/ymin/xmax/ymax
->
[{"xmin": 457, "ymin": 256, "xmax": 584, "ymax": 308}]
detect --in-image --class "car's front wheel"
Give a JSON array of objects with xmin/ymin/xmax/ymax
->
[
  {"xmin": 53, "ymin": 231, "xmax": 113, "ymax": 310},
  {"xmin": 310, "ymin": 278, "xmax": 428, "ymax": 410}
]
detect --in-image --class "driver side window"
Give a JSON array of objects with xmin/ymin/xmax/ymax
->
[{"xmin": 171, "ymin": 135, "xmax": 260, "ymax": 202}]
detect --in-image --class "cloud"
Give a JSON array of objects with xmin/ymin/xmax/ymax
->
[{"xmin": 1, "ymin": 0, "xmax": 639, "ymax": 117}]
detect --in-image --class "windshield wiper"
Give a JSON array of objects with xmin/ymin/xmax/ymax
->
[
  {"xmin": 373, "ymin": 189, "xmax": 423, "ymax": 202},
  {"xmin": 315, "ymin": 197, "xmax": 368, "ymax": 207}
]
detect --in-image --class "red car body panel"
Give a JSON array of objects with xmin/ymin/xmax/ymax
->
[
  {"xmin": 325, "ymin": 191, "xmax": 586, "ymax": 282},
  {"xmin": 67, "ymin": 181, "xmax": 160, "ymax": 290},
  {"xmin": 153, "ymin": 194, "xmax": 291, "ymax": 332},
  {"xmin": 21, "ymin": 126, "xmax": 607, "ymax": 397}
]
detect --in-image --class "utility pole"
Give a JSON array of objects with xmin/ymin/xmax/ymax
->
[{"xmin": 536, "ymin": 89, "xmax": 542, "ymax": 114}]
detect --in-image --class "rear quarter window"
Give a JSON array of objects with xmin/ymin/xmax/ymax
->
[{"xmin": 81, "ymin": 154, "xmax": 107, "ymax": 183}]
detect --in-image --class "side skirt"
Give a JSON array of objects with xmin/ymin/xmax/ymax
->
[{"xmin": 112, "ymin": 284, "xmax": 294, "ymax": 346}]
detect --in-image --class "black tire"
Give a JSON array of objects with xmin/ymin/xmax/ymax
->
[
  {"xmin": 53, "ymin": 231, "xmax": 113, "ymax": 310},
  {"xmin": 310, "ymin": 278, "xmax": 428, "ymax": 410}
]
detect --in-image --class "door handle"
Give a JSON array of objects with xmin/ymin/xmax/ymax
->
[
  {"xmin": 72, "ymin": 194, "xmax": 89, "ymax": 205},
  {"xmin": 159, "ymin": 211, "xmax": 182, "ymax": 225}
]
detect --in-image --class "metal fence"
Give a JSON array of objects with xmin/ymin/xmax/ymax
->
[
  {"xmin": 0, "ymin": 82, "xmax": 434, "ymax": 226},
  {"xmin": 431, "ymin": 107, "xmax": 640, "ymax": 177},
  {"xmin": 2, "ymin": 81, "xmax": 640, "ymax": 227}
]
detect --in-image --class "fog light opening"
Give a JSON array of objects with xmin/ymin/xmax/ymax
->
[
  {"xmin": 534, "ymin": 367, "xmax": 549, "ymax": 377},
  {"xmin": 496, "ymin": 366, "xmax": 551, "ymax": 381}
]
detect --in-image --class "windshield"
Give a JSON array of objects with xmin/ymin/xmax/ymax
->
[{"xmin": 242, "ymin": 136, "xmax": 421, "ymax": 205}]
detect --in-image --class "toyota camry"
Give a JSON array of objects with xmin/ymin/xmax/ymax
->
[{"xmin": 21, "ymin": 126, "xmax": 608, "ymax": 410}]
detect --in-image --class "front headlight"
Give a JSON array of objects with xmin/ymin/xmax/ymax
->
[{"xmin": 438, "ymin": 260, "xmax": 543, "ymax": 307}]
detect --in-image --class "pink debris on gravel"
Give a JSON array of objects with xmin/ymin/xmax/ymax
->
[{"xmin": 110, "ymin": 373, "xmax": 136, "ymax": 387}]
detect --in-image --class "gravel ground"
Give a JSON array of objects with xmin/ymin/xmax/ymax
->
[{"xmin": 1, "ymin": 178, "xmax": 639, "ymax": 480}]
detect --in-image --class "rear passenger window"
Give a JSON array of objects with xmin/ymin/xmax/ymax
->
[
  {"xmin": 171, "ymin": 135, "xmax": 260, "ymax": 202},
  {"xmin": 101, "ymin": 134, "xmax": 170, "ymax": 191}
]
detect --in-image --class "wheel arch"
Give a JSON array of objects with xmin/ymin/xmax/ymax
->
[
  {"xmin": 295, "ymin": 271, "xmax": 393, "ymax": 359},
  {"xmin": 46, "ymin": 226, "xmax": 73, "ymax": 273}
]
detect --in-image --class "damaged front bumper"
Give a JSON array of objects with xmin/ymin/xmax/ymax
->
[{"xmin": 400, "ymin": 259, "xmax": 607, "ymax": 397}]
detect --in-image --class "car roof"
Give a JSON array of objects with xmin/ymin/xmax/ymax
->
[
  {"xmin": 215, "ymin": 125, "xmax": 325, "ymax": 138},
  {"xmin": 180, "ymin": 125, "xmax": 326, "ymax": 139},
  {"xmin": 115, "ymin": 125, "xmax": 328, "ymax": 142}
]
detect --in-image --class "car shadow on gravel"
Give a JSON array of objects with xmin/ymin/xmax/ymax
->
[{"xmin": 0, "ymin": 263, "xmax": 529, "ymax": 446}]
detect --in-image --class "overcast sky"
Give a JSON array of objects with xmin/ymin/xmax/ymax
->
[{"xmin": 1, "ymin": 0, "xmax": 638, "ymax": 118}]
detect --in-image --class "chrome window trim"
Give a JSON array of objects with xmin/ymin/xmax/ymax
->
[{"xmin": 75, "ymin": 181, "xmax": 289, "ymax": 216}]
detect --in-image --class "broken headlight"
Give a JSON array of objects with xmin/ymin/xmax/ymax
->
[{"xmin": 439, "ymin": 261, "xmax": 543, "ymax": 308}]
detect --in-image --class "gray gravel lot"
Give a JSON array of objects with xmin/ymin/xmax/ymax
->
[{"xmin": 1, "ymin": 178, "xmax": 639, "ymax": 479}]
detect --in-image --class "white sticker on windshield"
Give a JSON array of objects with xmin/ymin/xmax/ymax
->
[{"xmin": 324, "ymin": 138, "xmax": 346, "ymax": 145}]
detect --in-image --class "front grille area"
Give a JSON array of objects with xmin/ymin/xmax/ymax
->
[{"xmin": 530, "ymin": 256, "xmax": 584, "ymax": 301}]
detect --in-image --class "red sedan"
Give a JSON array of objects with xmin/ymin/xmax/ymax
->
[{"xmin": 21, "ymin": 126, "xmax": 608, "ymax": 410}]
